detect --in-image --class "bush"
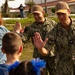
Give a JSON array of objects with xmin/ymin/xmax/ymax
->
[
  {"xmin": 71, "ymin": 12, "xmax": 75, "ymax": 14},
  {"xmin": 27, "ymin": 13, "xmax": 33, "ymax": 18},
  {"xmin": 51, "ymin": 7, "xmax": 55, "ymax": 13},
  {"xmin": 44, "ymin": 13, "xmax": 48, "ymax": 17},
  {"xmin": 2, "ymin": 13, "xmax": 11, "ymax": 17},
  {"xmin": 10, "ymin": 13, "xmax": 20, "ymax": 18}
]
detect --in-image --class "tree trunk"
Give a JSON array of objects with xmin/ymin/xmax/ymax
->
[{"xmin": 45, "ymin": 0, "xmax": 47, "ymax": 13}]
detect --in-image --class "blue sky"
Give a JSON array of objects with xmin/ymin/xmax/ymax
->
[{"xmin": 0, "ymin": 0, "xmax": 25, "ymax": 8}]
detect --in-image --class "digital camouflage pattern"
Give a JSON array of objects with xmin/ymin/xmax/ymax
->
[
  {"xmin": 45, "ymin": 18, "xmax": 75, "ymax": 75},
  {"xmin": 22, "ymin": 18, "xmax": 56, "ymax": 58},
  {"xmin": 22, "ymin": 18, "xmax": 56, "ymax": 75}
]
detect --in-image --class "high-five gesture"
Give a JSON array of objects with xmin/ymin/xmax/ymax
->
[
  {"xmin": 33, "ymin": 32, "xmax": 48, "ymax": 56},
  {"xmin": 14, "ymin": 22, "xmax": 23, "ymax": 33}
]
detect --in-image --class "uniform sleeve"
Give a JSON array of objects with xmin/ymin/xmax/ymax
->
[
  {"xmin": 21, "ymin": 26, "xmax": 31, "ymax": 43},
  {"xmin": 45, "ymin": 26, "xmax": 57, "ymax": 57}
]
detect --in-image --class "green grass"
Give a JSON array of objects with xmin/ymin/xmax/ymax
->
[
  {"xmin": 4, "ymin": 17, "xmax": 34, "ymax": 28},
  {"xmin": 20, "ymin": 42, "xmax": 34, "ymax": 61}
]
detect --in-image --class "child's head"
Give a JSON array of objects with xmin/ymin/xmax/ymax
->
[
  {"xmin": 13, "ymin": 61, "xmax": 35, "ymax": 75},
  {"xmin": 11, "ymin": 58, "xmax": 46, "ymax": 75},
  {"xmin": 2, "ymin": 32, "xmax": 23, "ymax": 55}
]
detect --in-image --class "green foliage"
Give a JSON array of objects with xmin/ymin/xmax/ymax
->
[
  {"xmin": 10, "ymin": 13, "xmax": 20, "ymax": 18},
  {"xmin": 71, "ymin": 12, "xmax": 75, "ymax": 14},
  {"xmin": 51, "ymin": 7, "xmax": 55, "ymax": 13},
  {"xmin": 25, "ymin": 1, "xmax": 35, "ymax": 7},
  {"xmin": 2, "ymin": 13, "xmax": 11, "ymax": 17},
  {"xmin": 44, "ymin": 13, "xmax": 48, "ymax": 17},
  {"xmin": 27, "ymin": 13, "xmax": 33, "ymax": 18},
  {"xmin": 25, "ymin": 1, "xmax": 35, "ymax": 13},
  {"xmin": 4, "ymin": 0, "xmax": 9, "ymax": 14}
]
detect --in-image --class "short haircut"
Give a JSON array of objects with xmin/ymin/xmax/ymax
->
[{"xmin": 2, "ymin": 32, "xmax": 22, "ymax": 55}]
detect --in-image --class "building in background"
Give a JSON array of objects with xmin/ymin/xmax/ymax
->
[
  {"xmin": 25, "ymin": 0, "xmax": 56, "ymax": 4},
  {"xmin": 25, "ymin": 0, "xmax": 75, "ymax": 16},
  {"xmin": 9, "ymin": 0, "xmax": 75, "ymax": 17}
]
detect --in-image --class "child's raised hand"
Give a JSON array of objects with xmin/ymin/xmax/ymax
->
[{"xmin": 14, "ymin": 22, "xmax": 23, "ymax": 33}]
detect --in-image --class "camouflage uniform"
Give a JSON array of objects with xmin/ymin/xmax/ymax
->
[
  {"xmin": 45, "ymin": 18, "xmax": 75, "ymax": 75},
  {"xmin": 22, "ymin": 18, "xmax": 56, "ymax": 75}
]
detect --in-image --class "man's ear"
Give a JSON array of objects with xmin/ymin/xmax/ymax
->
[
  {"xmin": 42, "ymin": 11, "xmax": 45, "ymax": 16},
  {"xmin": 1, "ymin": 47, "xmax": 6, "ymax": 54},
  {"xmin": 67, "ymin": 9, "xmax": 71, "ymax": 14},
  {"xmin": 18, "ymin": 46, "xmax": 23, "ymax": 53}
]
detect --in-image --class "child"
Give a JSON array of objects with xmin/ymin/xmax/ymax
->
[
  {"xmin": 10, "ymin": 58, "xmax": 46, "ymax": 75},
  {"xmin": 0, "ymin": 32, "xmax": 23, "ymax": 75}
]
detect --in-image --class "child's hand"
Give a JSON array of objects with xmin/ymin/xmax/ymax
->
[
  {"xmin": 20, "ymin": 28, "xmax": 24, "ymax": 34},
  {"xmin": 14, "ymin": 22, "xmax": 22, "ymax": 33}
]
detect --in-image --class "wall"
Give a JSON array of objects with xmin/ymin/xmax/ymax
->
[{"xmin": 25, "ymin": 0, "xmax": 57, "ymax": 4}]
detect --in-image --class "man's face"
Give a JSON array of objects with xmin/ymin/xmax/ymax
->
[
  {"xmin": 56, "ymin": 11, "xmax": 69, "ymax": 23},
  {"xmin": 33, "ymin": 11, "xmax": 44, "ymax": 22}
]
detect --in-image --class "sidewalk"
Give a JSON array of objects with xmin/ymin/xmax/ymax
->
[{"xmin": 3, "ymin": 18, "xmax": 21, "ymax": 20}]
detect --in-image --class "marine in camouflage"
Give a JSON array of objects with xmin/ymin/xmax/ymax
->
[
  {"xmin": 45, "ymin": 18, "xmax": 75, "ymax": 75},
  {"xmin": 22, "ymin": 18, "xmax": 56, "ymax": 75}
]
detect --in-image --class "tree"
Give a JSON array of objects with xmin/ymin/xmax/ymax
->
[
  {"xmin": 51, "ymin": 7, "xmax": 55, "ymax": 13},
  {"xmin": 44, "ymin": 0, "xmax": 47, "ymax": 13},
  {"xmin": 1, "ymin": 4, "xmax": 5, "ymax": 13},
  {"xmin": 4, "ymin": 0, "xmax": 14, "ymax": 14},
  {"xmin": 25, "ymin": 1, "xmax": 35, "ymax": 13},
  {"xmin": 4, "ymin": 0, "xmax": 8, "ymax": 14}
]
